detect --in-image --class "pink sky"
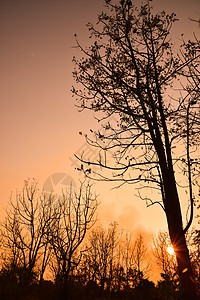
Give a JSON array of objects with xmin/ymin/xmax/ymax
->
[{"xmin": 0, "ymin": 0, "xmax": 199, "ymax": 232}]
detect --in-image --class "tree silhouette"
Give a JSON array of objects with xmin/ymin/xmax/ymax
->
[
  {"xmin": 72, "ymin": 0, "xmax": 200, "ymax": 298},
  {"xmin": 115, "ymin": 232, "xmax": 150, "ymax": 291},
  {"xmin": 153, "ymin": 231, "xmax": 178, "ymax": 281},
  {"xmin": 0, "ymin": 179, "xmax": 54, "ymax": 286},
  {"xmin": 48, "ymin": 181, "xmax": 98, "ymax": 300},
  {"xmin": 82, "ymin": 222, "xmax": 119, "ymax": 291},
  {"xmin": 187, "ymin": 229, "xmax": 200, "ymax": 292},
  {"xmin": 74, "ymin": 223, "xmax": 151, "ymax": 296},
  {"xmin": 154, "ymin": 229, "xmax": 200, "ymax": 297}
]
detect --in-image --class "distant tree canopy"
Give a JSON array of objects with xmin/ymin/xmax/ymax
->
[
  {"xmin": 72, "ymin": 0, "xmax": 200, "ymax": 298},
  {"xmin": 0, "ymin": 180, "xmax": 199, "ymax": 299}
]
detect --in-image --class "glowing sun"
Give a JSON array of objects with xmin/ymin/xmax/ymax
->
[{"xmin": 167, "ymin": 245, "xmax": 175, "ymax": 255}]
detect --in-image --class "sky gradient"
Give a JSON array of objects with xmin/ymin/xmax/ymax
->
[{"xmin": 1, "ymin": 0, "xmax": 200, "ymax": 233}]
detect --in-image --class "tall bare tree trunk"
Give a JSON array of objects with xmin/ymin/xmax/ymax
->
[{"xmin": 163, "ymin": 174, "xmax": 198, "ymax": 299}]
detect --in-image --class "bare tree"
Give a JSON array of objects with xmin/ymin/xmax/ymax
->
[
  {"xmin": 116, "ymin": 232, "xmax": 150, "ymax": 291},
  {"xmin": 0, "ymin": 179, "xmax": 55, "ymax": 285},
  {"xmin": 72, "ymin": 0, "xmax": 200, "ymax": 298},
  {"xmin": 78, "ymin": 224, "xmax": 150, "ymax": 293},
  {"xmin": 153, "ymin": 231, "xmax": 178, "ymax": 282},
  {"xmin": 153, "ymin": 230, "xmax": 200, "ymax": 297},
  {"xmin": 49, "ymin": 181, "xmax": 98, "ymax": 300},
  {"xmin": 188, "ymin": 229, "xmax": 200, "ymax": 292},
  {"xmin": 81, "ymin": 222, "xmax": 119, "ymax": 291},
  {"xmin": 132, "ymin": 234, "xmax": 150, "ymax": 282}
]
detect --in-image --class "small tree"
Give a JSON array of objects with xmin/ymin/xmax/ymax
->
[
  {"xmin": 188, "ymin": 229, "xmax": 200, "ymax": 292},
  {"xmin": 82, "ymin": 222, "xmax": 119, "ymax": 291},
  {"xmin": 115, "ymin": 232, "xmax": 150, "ymax": 291},
  {"xmin": 79, "ymin": 224, "xmax": 150, "ymax": 293},
  {"xmin": 131, "ymin": 234, "xmax": 150, "ymax": 284},
  {"xmin": 49, "ymin": 181, "xmax": 98, "ymax": 300},
  {"xmin": 0, "ymin": 179, "xmax": 54, "ymax": 286},
  {"xmin": 154, "ymin": 230, "xmax": 200, "ymax": 297},
  {"xmin": 153, "ymin": 231, "xmax": 178, "ymax": 282},
  {"xmin": 72, "ymin": 1, "xmax": 200, "ymax": 298},
  {"xmin": 153, "ymin": 231, "xmax": 180, "ymax": 299}
]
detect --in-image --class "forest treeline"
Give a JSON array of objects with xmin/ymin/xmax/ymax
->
[{"xmin": 0, "ymin": 180, "xmax": 199, "ymax": 300}]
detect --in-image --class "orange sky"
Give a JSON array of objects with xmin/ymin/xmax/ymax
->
[{"xmin": 0, "ymin": 0, "xmax": 200, "ymax": 233}]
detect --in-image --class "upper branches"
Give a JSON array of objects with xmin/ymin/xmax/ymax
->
[{"xmin": 72, "ymin": 0, "xmax": 200, "ymax": 223}]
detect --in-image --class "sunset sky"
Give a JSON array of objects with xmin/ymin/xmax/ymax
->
[{"xmin": 1, "ymin": 0, "xmax": 200, "ymax": 234}]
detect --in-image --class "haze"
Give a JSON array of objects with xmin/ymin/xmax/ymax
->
[{"xmin": 0, "ymin": 0, "xmax": 199, "ymax": 233}]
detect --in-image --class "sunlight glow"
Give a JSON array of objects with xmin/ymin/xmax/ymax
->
[
  {"xmin": 182, "ymin": 268, "xmax": 188, "ymax": 273},
  {"xmin": 167, "ymin": 245, "xmax": 175, "ymax": 255}
]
